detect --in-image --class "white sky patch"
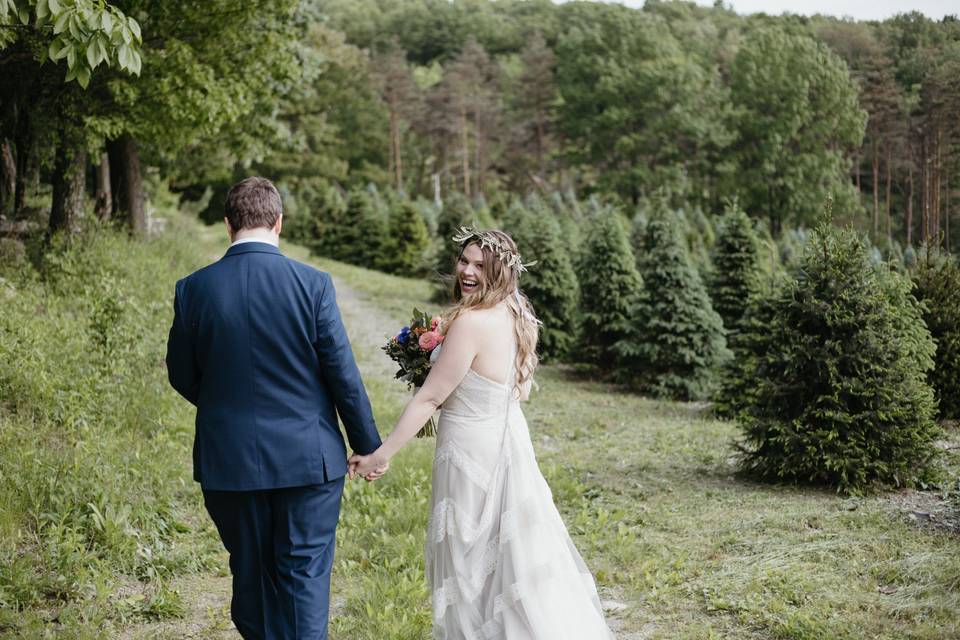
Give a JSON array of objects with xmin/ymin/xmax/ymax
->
[{"xmin": 607, "ymin": 0, "xmax": 957, "ymax": 21}]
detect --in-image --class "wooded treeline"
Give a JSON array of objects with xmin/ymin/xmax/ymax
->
[{"xmin": 1, "ymin": 0, "xmax": 958, "ymax": 251}]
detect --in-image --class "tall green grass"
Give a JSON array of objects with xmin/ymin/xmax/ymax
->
[{"xmin": 0, "ymin": 212, "xmax": 223, "ymax": 638}]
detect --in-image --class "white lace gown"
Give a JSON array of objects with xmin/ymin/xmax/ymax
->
[{"xmin": 426, "ymin": 345, "xmax": 614, "ymax": 639}]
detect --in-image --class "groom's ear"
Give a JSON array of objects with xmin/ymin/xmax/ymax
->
[
  {"xmin": 274, "ymin": 214, "xmax": 283, "ymax": 236},
  {"xmin": 224, "ymin": 216, "xmax": 235, "ymax": 240}
]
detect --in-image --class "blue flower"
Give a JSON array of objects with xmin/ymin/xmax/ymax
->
[{"xmin": 397, "ymin": 326, "xmax": 410, "ymax": 344}]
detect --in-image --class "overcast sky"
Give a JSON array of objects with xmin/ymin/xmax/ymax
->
[{"xmin": 612, "ymin": 1, "xmax": 958, "ymax": 21}]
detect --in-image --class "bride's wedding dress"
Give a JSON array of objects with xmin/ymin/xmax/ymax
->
[{"xmin": 426, "ymin": 344, "xmax": 614, "ymax": 639}]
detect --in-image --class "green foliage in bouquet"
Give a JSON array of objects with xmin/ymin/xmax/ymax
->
[
  {"xmin": 912, "ymin": 251, "xmax": 960, "ymax": 420},
  {"xmin": 576, "ymin": 204, "xmax": 643, "ymax": 369},
  {"xmin": 736, "ymin": 225, "xmax": 942, "ymax": 493},
  {"xmin": 382, "ymin": 308, "xmax": 442, "ymax": 436},
  {"xmin": 384, "ymin": 200, "xmax": 430, "ymax": 277},
  {"xmin": 502, "ymin": 201, "xmax": 579, "ymax": 361},
  {"xmin": 709, "ymin": 201, "xmax": 761, "ymax": 337},
  {"xmin": 619, "ymin": 210, "xmax": 729, "ymax": 399}
]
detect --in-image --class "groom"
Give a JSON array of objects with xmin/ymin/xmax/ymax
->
[{"xmin": 165, "ymin": 176, "xmax": 382, "ymax": 639}]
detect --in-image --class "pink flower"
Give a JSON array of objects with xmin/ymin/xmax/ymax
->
[
  {"xmin": 431, "ymin": 316, "xmax": 442, "ymax": 330},
  {"xmin": 418, "ymin": 331, "xmax": 439, "ymax": 351}
]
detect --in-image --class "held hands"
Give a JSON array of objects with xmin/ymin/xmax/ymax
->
[{"xmin": 348, "ymin": 450, "xmax": 389, "ymax": 482}]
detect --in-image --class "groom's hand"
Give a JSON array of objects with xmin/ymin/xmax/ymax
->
[{"xmin": 348, "ymin": 452, "xmax": 389, "ymax": 482}]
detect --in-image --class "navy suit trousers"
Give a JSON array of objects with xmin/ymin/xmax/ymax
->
[{"xmin": 203, "ymin": 479, "xmax": 345, "ymax": 640}]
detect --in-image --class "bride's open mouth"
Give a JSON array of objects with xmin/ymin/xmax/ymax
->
[{"xmin": 461, "ymin": 278, "xmax": 478, "ymax": 293}]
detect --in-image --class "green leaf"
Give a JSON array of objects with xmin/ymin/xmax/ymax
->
[
  {"xmin": 68, "ymin": 13, "xmax": 82, "ymax": 39},
  {"xmin": 97, "ymin": 36, "xmax": 109, "ymax": 66},
  {"xmin": 100, "ymin": 10, "xmax": 112, "ymax": 32},
  {"xmin": 66, "ymin": 45, "xmax": 76, "ymax": 69},
  {"xmin": 130, "ymin": 50, "xmax": 142, "ymax": 75},
  {"xmin": 36, "ymin": 0, "xmax": 50, "ymax": 22},
  {"xmin": 48, "ymin": 38, "xmax": 66, "ymax": 61},
  {"xmin": 48, "ymin": 0, "xmax": 60, "ymax": 13},
  {"xmin": 76, "ymin": 64, "xmax": 91, "ymax": 89},
  {"xmin": 128, "ymin": 17, "xmax": 141, "ymax": 42},
  {"xmin": 53, "ymin": 9, "xmax": 70, "ymax": 34},
  {"xmin": 86, "ymin": 39, "xmax": 98, "ymax": 69},
  {"xmin": 64, "ymin": 64, "xmax": 77, "ymax": 83},
  {"xmin": 117, "ymin": 43, "xmax": 131, "ymax": 70},
  {"xmin": 17, "ymin": 4, "xmax": 28, "ymax": 24}
]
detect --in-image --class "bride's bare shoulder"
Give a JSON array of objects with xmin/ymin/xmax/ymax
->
[{"xmin": 445, "ymin": 305, "xmax": 509, "ymax": 336}]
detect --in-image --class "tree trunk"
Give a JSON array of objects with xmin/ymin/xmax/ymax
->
[
  {"xmin": 946, "ymin": 171, "xmax": 951, "ymax": 253},
  {"xmin": 922, "ymin": 137, "xmax": 929, "ymax": 245},
  {"xmin": 13, "ymin": 108, "xmax": 33, "ymax": 216},
  {"xmin": 872, "ymin": 141, "xmax": 879, "ymax": 237},
  {"xmin": 95, "ymin": 152, "xmax": 112, "ymax": 221},
  {"xmin": 885, "ymin": 144, "xmax": 892, "ymax": 244},
  {"xmin": 48, "ymin": 135, "xmax": 87, "ymax": 236},
  {"xmin": 108, "ymin": 134, "xmax": 145, "ymax": 234},
  {"xmin": 854, "ymin": 150, "xmax": 861, "ymax": 191},
  {"xmin": 459, "ymin": 103, "xmax": 470, "ymax": 198},
  {"xmin": 907, "ymin": 163, "xmax": 914, "ymax": 246},
  {"xmin": 0, "ymin": 140, "xmax": 15, "ymax": 217}
]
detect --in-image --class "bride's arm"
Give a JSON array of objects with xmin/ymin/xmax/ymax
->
[{"xmin": 350, "ymin": 313, "xmax": 480, "ymax": 476}]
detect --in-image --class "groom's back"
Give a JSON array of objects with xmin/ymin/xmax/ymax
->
[{"xmin": 171, "ymin": 243, "xmax": 359, "ymax": 490}]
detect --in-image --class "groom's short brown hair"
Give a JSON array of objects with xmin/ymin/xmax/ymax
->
[{"xmin": 225, "ymin": 177, "xmax": 283, "ymax": 231}]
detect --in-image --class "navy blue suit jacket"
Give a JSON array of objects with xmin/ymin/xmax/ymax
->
[{"xmin": 165, "ymin": 241, "xmax": 381, "ymax": 491}]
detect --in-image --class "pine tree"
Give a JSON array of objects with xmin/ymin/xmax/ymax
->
[
  {"xmin": 431, "ymin": 193, "xmax": 474, "ymax": 299},
  {"xmin": 302, "ymin": 183, "xmax": 347, "ymax": 260},
  {"xmin": 912, "ymin": 252, "xmax": 960, "ymax": 419},
  {"xmin": 342, "ymin": 188, "xmax": 390, "ymax": 268},
  {"xmin": 713, "ymin": 275, "xmax": 783, "ymax": 419},
  {"xmin": 737, "ymin": 225, "xmax": 941, "ymax": 493},
  {"xmin": 503, "ymin": 201, "xmax": 579, "ymax": 361},
  {"xmin": 384, "ymin": 200, "xmax": 430, "ymax": 277},
  {"xmin": 709, "ymin": 202, "xmax": 761, "ymax": 337},
  {"xmin": 619, "ymin": 211, "xmax": 730, "ymax": 400},
  {"xmin": 576, "ymin": 205, "xmax": 643, "ymax": 368}
]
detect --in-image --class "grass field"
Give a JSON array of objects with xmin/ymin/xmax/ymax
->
[{"xmin": 2, "ymin": 205, "xmax": 958, "ymax": 639}]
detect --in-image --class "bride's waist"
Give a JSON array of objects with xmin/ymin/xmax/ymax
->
[{"xmin": 438, "ymin": 403, "xmax": 522, "ymax": 425}]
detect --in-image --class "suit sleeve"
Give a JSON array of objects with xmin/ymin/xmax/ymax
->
[
  {"xmin": 315, "ymin": 274, "xmax": 382, "ymax": 455},
  {"xmin": 166, "ymin": 279, "xmax": 200, "ymax": 405}
]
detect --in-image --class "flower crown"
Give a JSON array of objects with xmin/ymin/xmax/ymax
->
[{"xmin": 452, "ymin": 226, "xmax": 537, "ymax": 273}]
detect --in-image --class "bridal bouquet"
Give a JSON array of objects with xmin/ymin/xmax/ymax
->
[{"xmin": 383, "ymin": 308, "xmax": 444, "ymax": 437}]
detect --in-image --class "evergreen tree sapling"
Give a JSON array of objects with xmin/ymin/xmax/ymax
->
[
  {"xmin": 736, "ymin": 225, "xmax": 941, "ymax": 493},
  {"xmin": 502, "ymin": 201, "xmax": 579, "ymax": 361},
  {"xmin": 576, "ymin": 205, "xmax": 643, "ymax": 368},
  {"xmin": 620, "ymin": 211, "xmax": 729, "ymax": 399},
  {"xmin": 912, "ymin": 252, "xmax": 960, "ymax": 419},
  {"xmin": 385, "ymin": 200, "xmax": 431, "ymax": 277},
  {"xmin": 709, "ymin": 202, "xmax": 761, "ymax": 337}
]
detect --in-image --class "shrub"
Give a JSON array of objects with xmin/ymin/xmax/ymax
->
[
  {"xmin": 912, "ymin": 251, "xmax": 960, "ymax": 419},
  {"xmin": 576, "ymin": 204, "xmax": 643, "ymax": 368},
  {"xmin": 709, "ymin": 202, "xmax": 761, "ymax": 336},
  {"xmin": 619, "ymin": 211, "xmax": 729, "ymax": 399},
  {"xmin": 502, "ymin": 201, "xmax": 579, "ymax": 361},
  {"xmin": 342, "ymin": 188, "xmax": 390, "ymax": 269},
  {"xmin": 384, "ymin": 200, "xmax": 430, "ymax": 277},
  {"xmin": 736, "ymin": 225, "xmax": 942, "ymax": 493}
]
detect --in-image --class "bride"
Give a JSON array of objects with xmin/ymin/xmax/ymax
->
[{"xmin": 349, "ymin": 228, "xmax": 613, "ymax": 639}]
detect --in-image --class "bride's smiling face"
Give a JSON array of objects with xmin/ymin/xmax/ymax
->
[{"xmin": 456, "ymin": 243, "xmax": 484, "ymax": 295}]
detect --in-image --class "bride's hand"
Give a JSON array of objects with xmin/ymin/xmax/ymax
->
[{"xmin": 348, "ymin": 450, "xmax": 389, "ymax": 481}]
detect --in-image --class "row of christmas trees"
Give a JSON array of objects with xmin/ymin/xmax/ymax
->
[{"xmin": 286, "ymin": 184, "xmax": 959, "ymax": 493}]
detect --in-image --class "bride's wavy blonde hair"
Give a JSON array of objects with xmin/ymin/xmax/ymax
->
[{"xmin": 440, "ymin": 230, "xmax": 540, "ymax": 391}]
